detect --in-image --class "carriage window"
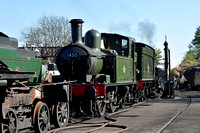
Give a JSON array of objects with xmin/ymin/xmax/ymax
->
[{"xmin": 122, "ymin": 39, "xmax": 128, "ymax": 48}]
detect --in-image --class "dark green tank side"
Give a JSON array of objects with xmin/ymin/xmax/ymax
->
[{"xmin": 135, "ymin": 42, "xmax": 155, "ymax": 81}]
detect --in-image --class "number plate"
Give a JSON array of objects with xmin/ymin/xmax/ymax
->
[{"xmin": 66, "ymin": 53, "xmax": 79, "ymax": 57}]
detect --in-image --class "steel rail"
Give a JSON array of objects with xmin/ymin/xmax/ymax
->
[{"xmin": 156, "ymin": 91, "xmax": 191, "ymax": 133}]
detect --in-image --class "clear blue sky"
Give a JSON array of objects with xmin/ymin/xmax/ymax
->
[{"xmin": 1, "ymin": 0, "xmax": 200, "ymax": 68}]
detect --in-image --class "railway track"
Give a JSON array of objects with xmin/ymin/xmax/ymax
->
[
  {"xmin": 156, "ymin": 91, "xmax": 192, "ymax": 133},
  {"xmin": 157, "ymin": 90, "xmax": 200, "ymax": 133}
]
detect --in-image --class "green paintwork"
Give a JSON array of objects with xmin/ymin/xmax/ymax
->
[
  {"xmin": 116, "ymin": 56, "xmax": 133, "ymax": 82},
  {"xmin": 95, "ymin": 58, "xmax": 103, "ymax": 74},
  {"xmin": 0, "ymin": 47, "xmax": 42, "ymax": 82},
  {"xmin": 133, "ymin": 52, "xmax": 137, "ymax": 82},
  {"xmin": 101, "ymin": 55, "xmax": 133, "ymax": 83},
  {"xmin": 136, "ymin": 43, "xmax": 155, "ymax": 80}
]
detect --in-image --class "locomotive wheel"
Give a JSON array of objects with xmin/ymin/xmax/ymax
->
[
  {"xmin": 107, "ymin": 91, "xmax": 118, "ymax": 113},
  {"xmin": 96, "ymin": 100, "xmax": 106, "ymax": 116},
  {"xmin": 109, "ymin": 103, "xmax": 117, "ymax": 113},
  {"xmin": 144, "ymin": 87, "xmax": 149, "ymax": 100},
  {"xmin": 119, "ymin": 97, "xmax": 126, "ymax": 109},
  {"xmin": 134, "ymin": 90, "xmax": 139, "ymax": 103},
  {"xmin": 139, "ymin": 90, "xmax": 144, "ymax": 102},
  {"xmin": 1, "ymin": 108, "xmax": 18, "ymax": 133},
  {"xmin": 119, "ymin": 87, "xmax": 129, "ymax": 109},
  {"xmin": 33, "ymin": 101, "xmax": 50, "ymax": 133},
  {"xmin": 53, "ymin": 102, "xmax": 69, "ymax": 128}
]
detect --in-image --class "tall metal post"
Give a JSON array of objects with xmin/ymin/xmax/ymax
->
[
  {"xmin": 164, "ymin": 36, "xmax": 169, "ymax": 81},
  {"xmin": 169, "ymin": 49, "xmax": 171, "ymax": 80},
  {"xmin": 163, "ymin": 36, "xmax": 174, "ymax": 98}
]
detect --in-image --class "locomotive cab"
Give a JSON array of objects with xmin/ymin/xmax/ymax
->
[
  {"xmin": 101, "ymin": 33, "xmax": 131, "ymax": 57},
  {"xmin": 101, "ymin": 33, "xmax": 136, "ymax": 83}
]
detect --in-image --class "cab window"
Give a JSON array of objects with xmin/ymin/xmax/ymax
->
[
  {"xmin": 122, "ymin": 39, "xmax": 128, "ymax": 48},
  {"xmin": 121, "ymin": 39, "xmax": 129, "ymax": 57}
]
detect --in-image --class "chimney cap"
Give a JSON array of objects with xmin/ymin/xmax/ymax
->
[{"xmin": 70, "ymin": 19, "xmax": 84, "ymax": 24}]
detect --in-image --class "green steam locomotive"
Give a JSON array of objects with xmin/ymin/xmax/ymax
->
[{"xmin": 56, "ymin": 19, "xmax": 161, "ymax": 116}]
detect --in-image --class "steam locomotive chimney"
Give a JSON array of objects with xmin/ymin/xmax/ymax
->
[{"xmin": 70, "ymin": 19, "xmax": 84, "ymax": 44}]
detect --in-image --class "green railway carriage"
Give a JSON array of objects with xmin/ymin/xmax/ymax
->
[{"xmin": 135, "ymin": 42, "xmax": 155, "ymax": 81}]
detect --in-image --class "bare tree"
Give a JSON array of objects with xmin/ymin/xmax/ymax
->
[{"xmin": 20, "ymin": 15, "xmax": 71, "ymax": 47}]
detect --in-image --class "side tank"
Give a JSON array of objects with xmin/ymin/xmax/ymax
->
[{"xmin": 56, "ymin": 19, "xmax": 103, "ymax": 81}]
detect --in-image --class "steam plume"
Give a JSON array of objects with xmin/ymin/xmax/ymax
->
[{"xmin": 137, "ymin": 19, "xmax": 156, "ymax": 46}]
